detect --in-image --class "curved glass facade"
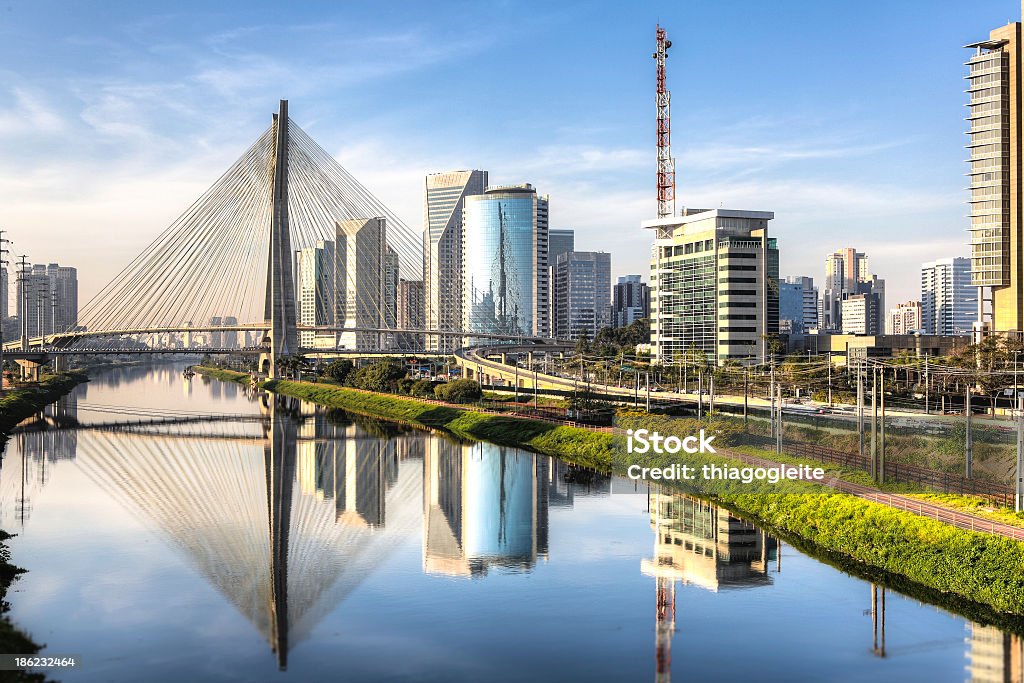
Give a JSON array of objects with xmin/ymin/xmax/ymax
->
[{"xmin": 463, "ymin": 188, "xmax": 543, "ymax": 337}]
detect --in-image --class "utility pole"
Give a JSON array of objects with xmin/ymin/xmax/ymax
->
[
  {"xmin": 697, "ymin": 369, "xmax": 703, "ymax": 419},
  {"xmin": 709, "ymin": 372, "xmax": 715, "ymax": 415},
  {"xmin": 743, "ymin": 366, "xmax": 749, "ymax": 426},
  {"xmin": 857, "ymin": 361, "xmax": 865, "ymax": 457},
  {"xmin": 0, "ymin": 230, "xmax": 9, "ymax": 392},
  {"xmin": 1017, "ymin": 394, "xmax": 1023, "ymax": 512},
  {"xmin": 827, "ymin": 352, "xmax": 832, "ymax": 408},
  {"xmin": 646, "ymin": 371, "xmax": 651, "ymax": 412},
  {"xmin": 870, "ymin": 366, "xmax": 878, "ymax": 481},
  {"xmin": 17, "ymin": 255, "xmax": 29, "ymax": 352},
  {"xmin": 879, "ymin": 368, "xmax": 886, "ymax": 483},
  {"xmin": 514, "ymin": 361, "xmax": 519, "ymax": 402},
  {"xmin": 966, "ymin": 385, "xmax": 973, "ymax": 479},
  {"xmin": 924, "ymin": 355, "xmax": 929, "ymax": 415},
  {"xmin": 775, "ymin": 383, "xmax": 783, "ymax": 454},
  {"xmin": 769, "ymin": 364, "xmax": 776, "ymax": 439}
]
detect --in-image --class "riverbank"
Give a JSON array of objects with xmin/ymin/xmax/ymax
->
[
  {"xmin": 0, "ymin": 372, "xmax": 89, "ymax": 437},
  {"xmin": 197, "ymin": 367, "xmax": 1024, "ymax": 620}
]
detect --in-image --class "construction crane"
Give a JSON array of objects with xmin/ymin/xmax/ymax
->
[{"xmin": 653, "ymin": 24, "xmax": 676, "ymax": 219}]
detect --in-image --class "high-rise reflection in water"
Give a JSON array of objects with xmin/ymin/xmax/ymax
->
[
  {"xmin": 1, "ymin": 391, "xmax": 609, "ymax": 670},
  {"xmin": 967, "ymin": 623, "xmax": 1024, "ymax": 682},
  {"xmin": 641, "ymin": 489, "xmax": 778, "ymax": 683},
  {"xmin": 1, "ymin": 388, "xmax": 84, "ymax": 527}
]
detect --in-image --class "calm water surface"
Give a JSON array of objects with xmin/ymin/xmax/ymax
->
[{"xmin": 0, "ymin": 363, "xmax": 1016, "ymax": 682}]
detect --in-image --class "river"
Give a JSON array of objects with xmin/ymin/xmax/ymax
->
[{"xmin": 0, "ymin": 362, "xmax": 1016, "ymax": 682}]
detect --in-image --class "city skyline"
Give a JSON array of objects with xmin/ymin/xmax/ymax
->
[{"xmin": 0, "ymin": 1, "xmax": 1015, "ymax": 310}]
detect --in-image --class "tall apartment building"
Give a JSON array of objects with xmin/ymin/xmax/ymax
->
[
  {"xmin": 966, "ymin": 18, "xmax": 1022, "ymax": 334},
  {"xmin": 921, "ymin": 257, "xmax": 975, "ymax": 335},
  {"xmin": 779, "ymin": 275, "xmax": 818, "ymax": 335},
  {"xmin": 337, "ymin": 217, "xmax": 398, "ymax": 351},
  {"xmin": 397, "ymin": 279, "xmax": 425, "ymax": 350},
  {"xmin": 841, "ymin": 293, "xmax": 883, "ymax": 335},
  {"xmin": 888, "ymin": 301, "xmax": 923, "ymax": 334},
  {"xmin": 296, "ymin": 240, "xmax": 338, "ymax": 348},
  {"xmin": 423, "ymin": 170, "xmax": 487, "ymax": 351},
  {"xmin": 551, "ymin": 251, "xmax": 611, "ymax": 340},
  {"xmin": 463, "ymin": 184, "xmax": 549, "ymax": 339},
  {"xmin": 16, "ymin": 263, "xmax": 78, "ymax": 338},
  {"xmin": 612, "ymin": 275, "xmax": 650, "ymax": 328},
  {"xmin": 822, "ymin": 248, "xmax": 872, "ymax": 330},
  {"xmin": 646, "ymin": 209, "xmax": 778, "ymax": 364}
]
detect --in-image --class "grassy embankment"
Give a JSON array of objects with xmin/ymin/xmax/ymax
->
[{"xmin": 198, "ymin": 366, "xmax": 1024, "ymax": 620}]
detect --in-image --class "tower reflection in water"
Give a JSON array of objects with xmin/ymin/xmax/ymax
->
[
  {"xmin": 0, "ymin": 392, "xmax": 610, "ymax": 669},
  {"xmin": 641, "ymin": 489, "xmax": 778, "ymax": 683}
]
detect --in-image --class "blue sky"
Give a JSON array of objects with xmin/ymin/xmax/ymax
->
[{"xmin": 0, "ymin": 0, "xmax": 1018, "ymax": 307}]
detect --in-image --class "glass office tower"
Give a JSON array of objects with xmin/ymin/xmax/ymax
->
[{"xmin": 462, "ymin": 184, "xmax": 549, "ymax": 340}]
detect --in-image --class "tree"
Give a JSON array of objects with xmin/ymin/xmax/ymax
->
[
  {"xmin": 351, "ymin": 358, "xmax": 407, "ymax": 393},
  {"xmin": 275, "ymin": 354, "xmax": 307, "ymax": 379},
  {"xmin": 322, "ymin": 359, "xmax": 354, "ymax": 384},
  {"xmin": 435, "ymin": 379, "xmax": 482, "ymax": 404}
]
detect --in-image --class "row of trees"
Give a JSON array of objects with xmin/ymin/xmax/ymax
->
[{"xmin": 316, "ymin": 357, "xmax": 482, "ymax": 404}]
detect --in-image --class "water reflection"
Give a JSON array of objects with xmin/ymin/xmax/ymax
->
[
  {"xmin": 641, "ymin": 489, "xmax": 778, "ymax": 683},
  {"xmin": 3, "ymin": 369, "xmax": 1024, "ymax": 682},
  {"xmin": 2, "ymin": 390, "xmax": 613, "ymax": 671},
  {"xmin": 967, "ymin": 623, "xmax": 1024, "ymax": 682}
]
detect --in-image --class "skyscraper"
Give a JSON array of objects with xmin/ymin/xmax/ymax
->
[
  {"xmin": 888, "ymin": 301, "xmax": 923, "ymax": 335},
  {"xmin": 548, "ymin": 229, "xmax": 575, "ymax": 264},
  {"xmin": 335, "ymin": 217, "xmax": 398, "ymax": 351},
  {"xmin": 295, "ymin": 240, "xmax": 338, "ymax": 348},
  {"xmin": 423, "ymin": 170, "xmax": 487, "ymax": 351},
  {"xmin": 822, "ymin": 248, "xmax": 869, "ymax": 330},
  {"xmin": 612, "ymin": 275, "xmax": 650, "ymax": 328},
  {"xmin": 16, "ymin": 262, "xmax": 77, "ymax": 338},
  {"xmin": 646, "ymin": 209, "xmax": 778, "ymax": 364},
  {"xmin": 779, "ymin": 276, "xmax": 818, "ymax": 335},
  {"xmin": 921, "ymin": 257, "xmax": 975, "ymax": 335},
  {"xmin": 841, "ymin": 293, "xmax": 882, "ymax": 336},
  {"xmin": 966, "ymin": 17, "xmax": 1022, "ymax": 334},
  {"xmin": 462, "ymin": 184, "xmax": 549, "ymax": 339},
  {"xmin": 396, "ymin": 279, "xmax": 425, "ymax": 350},
  {"xmin": 551, "ymin": 251, "xmax": 611, "ymax": 340}
]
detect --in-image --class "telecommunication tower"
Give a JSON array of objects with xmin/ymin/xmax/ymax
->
[{"xmin": 653, "ymin": 25, "xmax": 675, "ymax": 219}]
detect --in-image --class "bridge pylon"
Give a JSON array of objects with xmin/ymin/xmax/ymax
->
[{"xmin": 262, "ymin": 100, "xmax": 299, "ymax": 378}]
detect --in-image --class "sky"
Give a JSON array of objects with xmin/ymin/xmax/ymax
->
[{"xmin": 0, "ymin": 0, "xmax": 1019, "ymax": 309}]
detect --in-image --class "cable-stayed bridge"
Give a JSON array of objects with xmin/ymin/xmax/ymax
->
[{"xmin": 5, "ymin": 100, "xmax": 557, "ymax": 377}]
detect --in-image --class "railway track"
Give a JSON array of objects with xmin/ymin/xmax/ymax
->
[{"xmin": 724, "ymin": 447, "xmax": 1024, "ymax": 541}]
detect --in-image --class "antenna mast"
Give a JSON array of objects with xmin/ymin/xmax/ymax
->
[{"xmin": 654, "ymin": 25, "xmax": 675, "ymax": 219}]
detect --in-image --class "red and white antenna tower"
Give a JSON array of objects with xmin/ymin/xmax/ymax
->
[{"xmin": 654, "ymin": 25, "xmax": 675, "ymax": 219}]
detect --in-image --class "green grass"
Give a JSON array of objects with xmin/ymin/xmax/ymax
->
[{"xmin": 198, "ymin": 367, "xmax": 1024, "ymax": 617}]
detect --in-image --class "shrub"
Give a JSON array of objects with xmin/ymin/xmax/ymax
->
[
  {"xmin": 410, "ymin": 378, "xmax": 436, "ymax": 398},
  {"xmin": 435, "ymin": 379, "xmax": 482, "ymax": 404}
]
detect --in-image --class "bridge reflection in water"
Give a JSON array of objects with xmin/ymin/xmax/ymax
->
[{"xmin": 0, "ymin": 393, "xmax": 610, "ymax": 669}]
